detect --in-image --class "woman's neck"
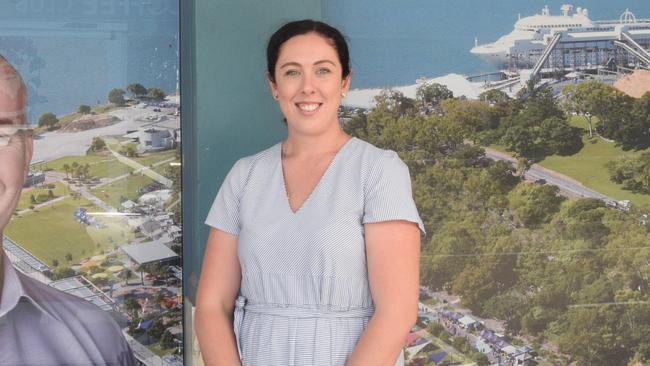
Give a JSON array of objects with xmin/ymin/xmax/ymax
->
[{"xmin": 282, "ymin": 128, "xmax": 351, "ymax": 159}]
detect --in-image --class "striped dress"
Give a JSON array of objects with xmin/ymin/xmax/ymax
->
[{"xmin": 205, "ymin": 137, "xmax": 425, "ymax": 366}]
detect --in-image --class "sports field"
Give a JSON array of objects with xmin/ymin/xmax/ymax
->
[{"xmin": 5, "ymin": 198, "xmax": 126, "ymax": 265}]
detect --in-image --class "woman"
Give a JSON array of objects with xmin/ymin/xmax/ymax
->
[{"xmin": 195, "ymin": 20, "xmax": 424, "ymax": 366}]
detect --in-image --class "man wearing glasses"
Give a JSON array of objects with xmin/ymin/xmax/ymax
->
[{"xmin": 0, "ymin": 55, "xmax": 136, "ymax": 365}]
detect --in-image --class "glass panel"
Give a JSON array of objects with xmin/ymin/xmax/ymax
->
[
  {"xmin": 325, "ymin": 2, "xmax": 650, "ymax": 365},
  {"xmin": 1, "ymin": 1, "xmax": 183, "ymax": 364}
]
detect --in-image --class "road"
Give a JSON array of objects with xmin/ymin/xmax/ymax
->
[
  {"xmin": 105, "ymin": 144, "xmax": 173, "ymax": 188},
  {"xmin": 483, "ymin": 147, "xmax": 613, "ymax": 201}
]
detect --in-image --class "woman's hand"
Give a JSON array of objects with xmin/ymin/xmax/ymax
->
[
  {"xmin": 195, "ymin": 228, "xmax": 243, "ymax": 366},
  {"xmin": 346, "ymin": 220, "xmax": 421, "ymax": 366}
]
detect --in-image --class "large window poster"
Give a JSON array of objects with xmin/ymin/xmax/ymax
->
[
  {"xmin": 325, "ymin": 1, "xmax": 650, "ymax": 365},
  {"xmin": 1, "ymin": 1, "xmax": 182, "ymax": 364}
]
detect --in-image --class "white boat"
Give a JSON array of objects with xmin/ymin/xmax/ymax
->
[{"xmin": 471, "ymin": 4, "xmax": 650, "ymax": 71}]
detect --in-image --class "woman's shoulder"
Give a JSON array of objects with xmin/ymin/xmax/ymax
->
[
  {"xmin": 231, "ymin": 141, "xmax": 281, "ymax": 172},
  {"xmin": 349, "ymin": 137, "xmax": 401, "ymax": 168}
]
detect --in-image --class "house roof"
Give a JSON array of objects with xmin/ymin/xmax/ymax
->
[
  {"xmin": 459, "ymin": 315, "xmax": 478, "ymax": 326},
  {"xmin": 614, "ymin": 70, "xmax": 650, "ymax": 98},
  {"xmin": 122, "ymin": 241, "xmax": 178, "ymax": 265}
]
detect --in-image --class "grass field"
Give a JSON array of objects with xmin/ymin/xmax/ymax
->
[
  {"xmin": 46, "ymin": 155, "xmax": 134, "ymax": 178},
  {"xmin": 151, "ymin": 159, "xmax": 178, "ymax": 177},
  {"xmin": 86, "ymin": 216, "xmax": 136, "ymax": 252},
  {"xmin": 133, "ymin": 150, "xmax": 177, "ymax": 167},
  {"xmin": 17, "ymin": 182, "xmax": 69, "ymax": 211},
  {"xmin": 5, "ymin": 198, "xmax": 119, "ymax": 265},
  {"xmin": 539, "ymin": 137, "xmax": 650, "ymax": 205},
  {"xmin": 91, "ymin": 173, "xmax": 155, "ymax": 208},
  {"xmin": 488, "ymin": 116, "xmax": 650, "ymax": 206},
  {"xmin": 538, "ymin": 116, "xmax": 650, "ymax": 206}
]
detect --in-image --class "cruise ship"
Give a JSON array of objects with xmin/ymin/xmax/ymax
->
[{"xmin": 471, "ymin": 4, "xmax": 650, "ymax": 73}]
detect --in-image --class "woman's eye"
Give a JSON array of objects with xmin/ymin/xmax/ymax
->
[
  {"xmin": 317, "ymin": 68, "xmax": 331, "ymax": 75},
  {"xmin": 285, "ymin": 70, "xmax": 300, "ymax": 77}
]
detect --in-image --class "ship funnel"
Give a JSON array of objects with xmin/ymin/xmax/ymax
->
[
  {"xmin": 560, "ymin": 4, "xmax": 573, "ymax": 16},
  {"xmin": 474, "ymin": 37, "xmax": 478, "ymax": 47}
]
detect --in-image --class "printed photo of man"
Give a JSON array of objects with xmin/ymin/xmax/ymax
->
[{"xmin": 0, "ymin": 55, "xmax": 136, "ymax": 365}]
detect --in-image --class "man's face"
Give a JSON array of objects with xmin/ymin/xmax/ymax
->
[{"xmin": 0, "ymin": 58, "xmax": 32, "ymax": 232}]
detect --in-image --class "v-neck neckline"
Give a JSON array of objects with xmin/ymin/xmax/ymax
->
[{"xmin": 279, "ymin": 137, "xmax": 355, "ymax": 215}]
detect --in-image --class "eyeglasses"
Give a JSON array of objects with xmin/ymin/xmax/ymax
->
[{"xmin": 0, "ymin": 124, "xmax": 33, "ymax": 147}]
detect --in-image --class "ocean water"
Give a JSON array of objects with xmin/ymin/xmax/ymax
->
[
  {"xmin": 0, "ymin": 0, "xmax": 179, "ymax": 123},
  {"xmin": 323, "ymin": 0, "xmax": 650, "ymax": 88},
  {"xmin": 2, "ymin": 0, "xmax": 650, "ymax": 121}
]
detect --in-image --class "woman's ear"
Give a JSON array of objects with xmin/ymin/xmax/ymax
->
[
  {"xmin": 341, "ymin": 70, "xmax": 352, "ymax": 94},
  {"xmin": 266, "ymin": 71, "xmax": 278, "ymax": 99}
]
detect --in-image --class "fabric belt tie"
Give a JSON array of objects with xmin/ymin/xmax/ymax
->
[{"xmin": 233, "ymin": 295, "xmax": 374, "ymax": 360}]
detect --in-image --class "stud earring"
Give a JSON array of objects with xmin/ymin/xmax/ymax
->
[
  {"xmin": 341, "ymin": 92, "xmax": 347, "ymax": 98},
  {"xmin": 274, "ymin": 94, "xmax": 279, "ymax": 100}
]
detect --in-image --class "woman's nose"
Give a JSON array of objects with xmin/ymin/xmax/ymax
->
[{"xmin": 300, "ymin": 73, "xmax": 316, "ymax": 95}]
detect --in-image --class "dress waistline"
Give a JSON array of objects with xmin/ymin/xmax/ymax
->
[{"xmin": 233, "ymin": 295, "xmax": 374, "ymax": 360}]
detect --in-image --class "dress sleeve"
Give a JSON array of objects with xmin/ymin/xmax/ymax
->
[
  {"xmin": 362, "ymin": 150, "xmax": 426, "ymax": 235},
  {"xmin": 205, "ymin": 158, "xmax": 248, "ymax": 236}
]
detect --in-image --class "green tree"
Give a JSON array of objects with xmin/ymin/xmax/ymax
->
[
  {"xmin": 89, "ymin": 136, "xmax": 106, "ymax": 152},
  {"xmin": 52, "ymin": 266, "xmax": 75, "ymax": 280},
  {"xmin": 617, "ymin": 92, "xmax": 650, "ymax": 150},
  {"xmin": 120, "ymin": 144, "xmax": 138, "ymax": 157},
  {"xmin": 62, "ymin": 163, "xmax": 71, "ymax": 179},
  {"xmin": 562, "ymin": 83, "xmax": 594, "ymax": 137},
  {"xmin": 469, "ymin": 352, "xmax": 490, "ymax": 366},
  {"xmin": 342, "ymin": 110, "xmax": 368, "ymax": 139},
  {"xmin": 51, "ymin": 259, "xmax": 59, "ymax": 267},
  {"xmin": 147, "ymin": 318, "xmax": 165, "ymax": 340},
  {"xmin": 557, "ymin": 307, "xmax": 630, "ymax": 365},
  {"xmin": 479, "ymin": 89, "xmax": 510, "ymax": 104},
  {"xmin": 108, "ymin": 88, "xmax": 126, "ymax": 106},
  {"xmin": 563, "ymin": 81, "xmax": 628, "ymax": 139},
  {"xmin": 440, "ymin": 99, "xmax": 495, "ymax": 141},
  {"xmin": 426, "ymin": 322, "xmax": 445, "ymax": 337},
  {"xmin": 147, "ymin": 87, "xmax": 166, "ymax": 100},
  {"xmin": 127, "ymin": 83, "xmax": 147, "ymax": 98},
  {"xmin": 451, "ymin": 336, "xmax": 470, "ymax": 353},
  {"xmin": 77, "ymin": 105, "xmax": 91, "ymax": 114},
  {"xmin": 607, "ymin": 152, "xmax": 650, "ymax": 194},
  {"xmin": 501, "ymin": 124, "xmax": 538, "ymax": 159},
  {"xmin": 120, "ymin": 268, "xmax": 134, "ymax": 285},
  {"xmin": 539, "ymin": 116, "xmax": 583, "ymax": 155},
  {"xmin": 65, "ymin": 252, "xmax": 73, "ymax": 262},
  {"xmin": 160, "ymin": 329, "xmax": 176, "ymax": 349},
  {"xmin": 38, "ymin": 112, "xmax": 59, "ymax": 131},
  {"xmin": 415, "ymin": 82, "xmax": 453, "ymax": 114},
  {"xmin": 507, "ymin": 183, "xmax": 563, "ymax": 227},
  {"xmin": 153, "ymin": 291, "xmax": 166, "ymax": 306},
  {"xmin": 124, "ymin": 295, "xmax": 141, "ymax": 319}
]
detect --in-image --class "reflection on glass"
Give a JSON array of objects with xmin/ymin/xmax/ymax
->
[
  {"xmin": 1, "ymin": 1, "xmax": 183, "ymax": 364},
  {"xmin": 326, "ymin": 1, "xmax": 650, "ymax": 365}
]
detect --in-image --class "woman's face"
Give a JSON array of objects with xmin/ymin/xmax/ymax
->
[{"xmin": 269, "ymin": 32, "xmax": 350, "ymax": 135}]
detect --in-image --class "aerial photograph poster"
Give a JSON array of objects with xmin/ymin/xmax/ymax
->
[
  {"xmin": 324, "ymin": 1, "xmax": 650, "ymax": 365},
  {"xmin": 1, "ymin": 1, "xmax": 183, "ymax": 365}
]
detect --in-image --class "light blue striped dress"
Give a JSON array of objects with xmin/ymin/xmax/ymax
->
[{"xmin": 205, "ymin": 137, "xmax": 425, "ymax": 366}]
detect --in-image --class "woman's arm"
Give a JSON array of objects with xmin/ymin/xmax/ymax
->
[
  {"xmin": 195, "ymin": 228, "xmax": 242, "ymax": 366},
  {"xmin": 346, "ymin": 220, "xmax": 421, "ymax": 366}
]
